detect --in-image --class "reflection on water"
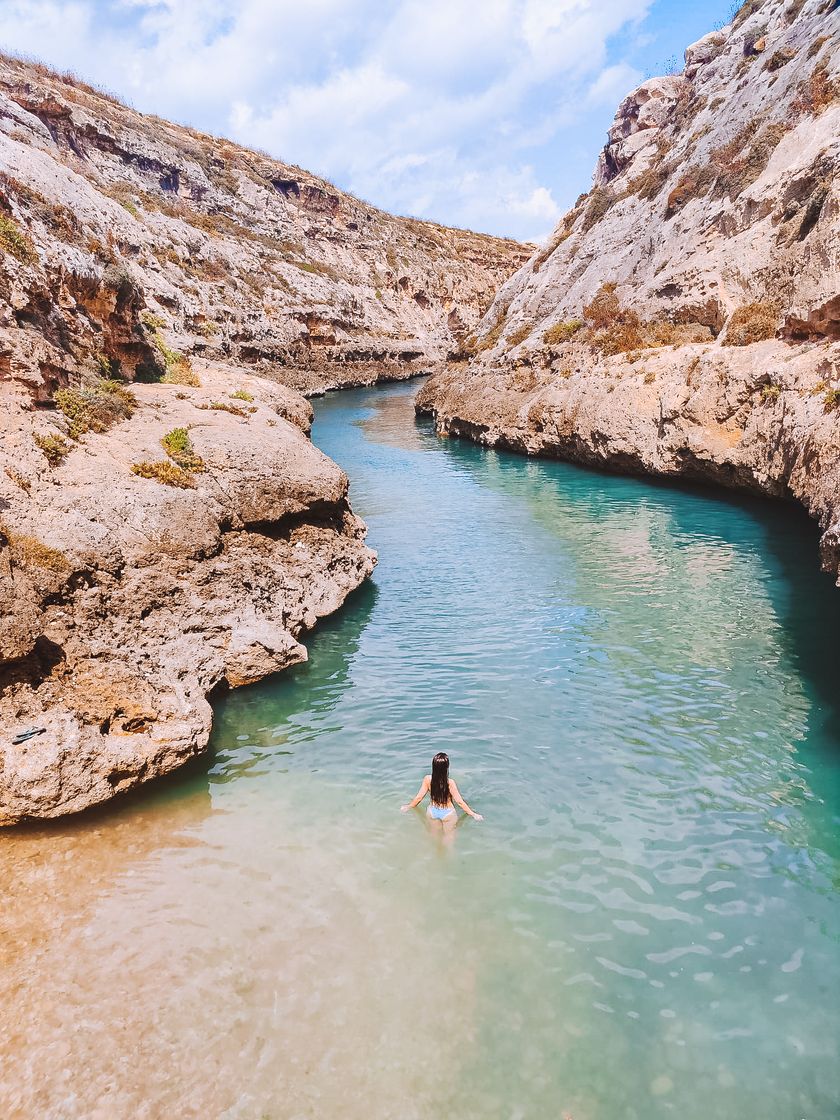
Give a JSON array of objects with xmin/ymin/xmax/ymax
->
[{"xmin": 1, "ymin": 381, "xmax": 838, "ymax": 1119}]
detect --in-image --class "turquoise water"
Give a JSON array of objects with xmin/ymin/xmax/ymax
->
[{"xmin": 2, "ymin": 381, "xmax": 839, "ymax": 1119}]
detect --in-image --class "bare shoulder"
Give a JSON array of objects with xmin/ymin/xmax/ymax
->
[
  {"xmin": 423, "ymin": 774, "xmax": 431, "ymax": 787},
  {"xmin": 448, "ymin": 777, "xmax": 460, "ymax": 791}
]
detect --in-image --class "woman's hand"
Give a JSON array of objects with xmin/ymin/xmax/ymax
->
[
  {"xmin": 400, "ymin": 805, "xmax": 411, "ymax": 813},
  {"xmin": 472, "ymin": 813, "xmax": 484, "ymax": 822}
]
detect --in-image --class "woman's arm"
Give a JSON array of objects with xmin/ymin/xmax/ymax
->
[
  {"xmin": 401, "ymin": 775, "xmax": 431, "ymax": 812},
  {"xmin": 449, "ymin": 779, "xmax": 483, "ymax": 821}
]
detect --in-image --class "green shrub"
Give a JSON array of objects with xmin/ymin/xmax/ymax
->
[
  {"xmin": 543, "ymin": 320, "xmax": 583, "ymax": 345},
  {"xmin": 131, "ymin": 461, "xmax": 196, "ymax": 488},
  {"xmin": 55, "ymin": 378, "xmax": 137, "ymax": 438},
  {"xmin": 33, "ymin": 432, "xmax": 70, "ymax": 465},
  {"xmin": 760, "ymin": 383, "xmax": 781, "ymax": 402},
  {"xmin": 823, "ymin": 388, "xmax": 840, "ymax": 412},
  {"xmin": 230, "ymin": 388, "xmax": 253, "ymax": 402},
  {"xmin": 0, "ymin": 213, "xmax": 37, "ymax": 264},
  {"xmin": 161, "ymin": 427, "xmax": 204, "ymax": 471}
]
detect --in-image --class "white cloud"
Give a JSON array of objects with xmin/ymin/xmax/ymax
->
[{"xmin": 0, "ymin": 0, "xmax": 655, "ymax": 239}]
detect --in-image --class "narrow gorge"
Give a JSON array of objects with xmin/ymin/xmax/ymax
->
[{"xmin": 0, "ymin": 52, "xmax": 526, "ymax": 822}]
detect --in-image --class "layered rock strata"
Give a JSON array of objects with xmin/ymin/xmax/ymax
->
[
  {"xmin": 0, "ymin": 52, "xmax": 526, "ymax": 822},
  {"xmin": 0, "ymin": 364, "xmax": 375, "ymax": 823},
  {"xmin": 0, "ymin": 53, "xmax": 527, "ymax": 397},
  {"xmin": 418, "ymin": 0, "xmax": 840, "ymax": 582}
]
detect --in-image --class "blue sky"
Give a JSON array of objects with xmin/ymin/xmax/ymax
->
[{"xmin": 0, "ymin": 1, "xmax": 735, "ymax": 241}]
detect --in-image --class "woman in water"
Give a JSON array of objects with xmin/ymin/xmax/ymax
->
[{"xmin": 400, "ymin": 752, "xmax": 483, "ymax": 825}]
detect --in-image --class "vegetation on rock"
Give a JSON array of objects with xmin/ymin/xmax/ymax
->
[
  {"xmin": 723, "ymin": 303, "xmax": 779, "ymax": 346},
  {"xmin": 55, "ymin": 378, "xmax": 137, "ymax": 438}
]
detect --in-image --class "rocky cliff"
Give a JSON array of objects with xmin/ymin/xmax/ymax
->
[
  {"xmin": 418, "ymin": 0, "xmax": 840, "ymax": 582},
  {"xmin": 0, "ymin": 54, "xmax": 526, "ymax": 823},
  {"xmin": 0, "ymin": 52, "xmax": 528, "ymax": 398}
]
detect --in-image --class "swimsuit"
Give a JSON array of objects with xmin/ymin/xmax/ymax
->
[{"xmin": 428, "ymin": 802, "xmax": 455, "ymax": 820}]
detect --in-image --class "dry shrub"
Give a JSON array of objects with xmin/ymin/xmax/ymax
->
[
  {"xmin": 794, "ymin": 60, "xmax": 839, "ymax": 114},
  {"xmin": 0, "ymin": 173, "xmax": 78, "ymax": 242},
  {"xmin": 723, "ymin": 302, "xmax": 779, "ymax": 345},
  {"xmin": 667, "ymin": 120, "xmax": 787, "ymax": 213},
  {"xmin": 644, "ymin": 370, "xmax": 656, "ymax": 384},
  {"xmin": 760, "ymin": 383, "xmax": 781, "ymax": 402},
  {"xmin": 627, "ymin": 161, "xmax": 672, "ymax": 201},
  {"xmin": 0, "ymin": 523, "xmax": 70, "ymax": 573},
  {"xmin": 583, "ymin": 284, "xmax": 620, "ymax": 329},
  {"xmin": 732, "ymin": 0, "xmax": 766, "ymax": 29},
  {"xmin": 807, "ymin": 36, "xmax": 830, "ymax": 61},
  {"xmin": 543, "ymin": 320, "xmax": 583, "ymax": 346},
  {"xmin": 666, "ymin": 167, "xmax": 712, "ymax": 216},
  {"xmin": 763, "ymin": 48, "xmax": 797, "ymax": 72},
  {"xmin": 198, "ymin": 400, "xmax": 250, "ymax": 417},
  {"xmin": 131, "ymin": 461, "xmax": 196, "ymax": 488},
  {"xmin": 580, "ymin": 284, "xmax": 712, "ymax": 355},
  {"xmin": 824, "ymin": 388, "xmax": 840, "ymax": 412},
  {"xmin": 506, "ymin": 324, "xmax": 532, "ymax": 347},
  {"xmin": 33, "ymin": 432, "xmax": 70, "ymax": 465},
  {"xmin": 581, "ymin": 187, "xmax": 616, "ymax": 234},
  {"xmin": 55, "ymin": 378, "xmax": 137, "ymax": 438}
]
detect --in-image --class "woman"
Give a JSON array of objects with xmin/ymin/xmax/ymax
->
[{"xmin": 400, "ymin": 752, "xmax": 483, "ymax": 825}]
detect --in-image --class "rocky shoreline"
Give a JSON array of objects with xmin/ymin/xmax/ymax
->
[{"xmin": 0, "ymin": 363, "xmax": 376, "ymax": 824}]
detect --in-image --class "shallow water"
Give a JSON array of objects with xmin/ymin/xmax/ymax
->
[{"xmin": 2, "ymin": 381, "xmax": 839, "ymax": 1119}]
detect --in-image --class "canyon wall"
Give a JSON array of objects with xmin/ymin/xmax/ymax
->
[
  {"xmin": 419, "ymin": 0, "xmax": 840, "ymax": 582},
  {"xmin": 0, "ymin": 55, "xmax": 525, "ymax": 823}
]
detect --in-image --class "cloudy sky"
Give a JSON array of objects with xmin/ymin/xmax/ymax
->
[{"xmin": 0, "ymin": 0, "xmax": 734, "ymax": 241}]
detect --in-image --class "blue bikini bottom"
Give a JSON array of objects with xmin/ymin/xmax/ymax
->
[{"xmin": 428, "ymin": 803, "xmax": 455, "ymax": 820}]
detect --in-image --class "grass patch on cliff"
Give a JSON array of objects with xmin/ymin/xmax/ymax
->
[
  {"xmin": 33, "ymin": 432, "xmax": 70, "ymax": 465},
  {"xmin": 823, "ymin": 388, "xmax": 840, "ymax": 413},
  {"xmin": 0, "ymin": 212, "xmax": 37, "ymax": 264},
  {"xmin": 723, "ymin": 303, "xmax": 778, "ymax": 346},
  {"xmin": 131, "ymin": 460, "xmax": 196, "ymax": 488},
  {"xmin": 230, "ymin": 388, "xmax": 253, "ymax": 402},
  {"xmin": 55, "ymin": 378, "xmax": 137, "ymax": 439}
]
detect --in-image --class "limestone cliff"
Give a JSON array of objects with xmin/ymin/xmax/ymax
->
[
  {"xmin": 0, "ymin": 54, "xmax": 525, "ymax": 823},
  {"xmin": 0, "ymin": 52, "xmax": 528, "ymax": 397},
  {"xmin": 418, "ymin": 0, "xmax": 840, "ymax": 582}
]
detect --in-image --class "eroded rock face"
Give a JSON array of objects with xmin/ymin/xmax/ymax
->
[
  {"xmin": 0, "ymin": 55, "xmax": 528, "ymax": 397},
  {"xmin": 0, "ymin": 365, "xmax": 375, "ymax": 823},
  {"xmin": 0, "ymin": 52, "xmax": 528, "ymax": 823},
  {"xmin": 419, "ymin": 0, "xmax": 840, "ymax": 583}
]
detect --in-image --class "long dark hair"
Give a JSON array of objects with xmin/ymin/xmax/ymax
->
[{"xmin": 430, "ymin": 752, "xmax": 450, "ymax": 806}]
